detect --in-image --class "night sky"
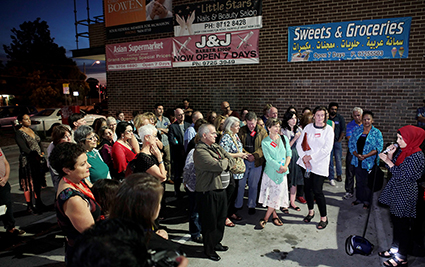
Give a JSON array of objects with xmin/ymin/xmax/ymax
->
[{"xmin": 0, "ymin": 0, "xmax": 106, "ymax": 84}]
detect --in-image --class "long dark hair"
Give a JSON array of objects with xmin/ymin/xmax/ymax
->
[
  {"xmin": 91, "ymin": 179, "xmax": 120, "ymax": 217},
  {"xmin": 109, "ymin": 173, "xmax": 163, "ymax": 231},
  {"xmin": 282, "ymin": 111, "xmax": 299, "ymax": 133}
]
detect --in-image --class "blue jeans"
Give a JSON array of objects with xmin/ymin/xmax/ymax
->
[
  {"xmin": 329, "ymin": 141, "xmax": 342, "ymax": 180},
  {"xmin": 187, "ymin": 191, "xmax": 201, "ymax": 239},
  {"xmin": 235, "ymin": 160, "xmax": 262, "ymax": 209}
]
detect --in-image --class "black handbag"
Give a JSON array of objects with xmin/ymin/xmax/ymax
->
[
  {"xmin": 345, "ymin": 235, "xmax": 374, "ymax": 256},
  {"xmin": 345, "ymin": 160, "xmax": 380, "ymax": 257}
]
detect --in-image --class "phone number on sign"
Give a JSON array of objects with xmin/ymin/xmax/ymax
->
[
  {"xmin": 355, "ymin": 50, "xmax": 384, "ymax": 57},
  {"xmin": 215, "ymin": 19, "xmax": 247, "ymax": 29},
  {"xmin": 192, "ymin": 60, "xmax": 236, "ymax": 66}
]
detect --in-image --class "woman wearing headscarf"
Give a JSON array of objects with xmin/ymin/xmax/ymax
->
[{"xmin": 378, "ymin": 125, "xmax": 425, "ymax": 267}]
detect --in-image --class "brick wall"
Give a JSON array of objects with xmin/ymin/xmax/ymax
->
[
  {"xmin": 89, "ymin": 22, "xmax": 106, "ymax": 47},
  {"xmin": 105, "ymin": 0, "xmax": 425, "ymax": 145}
]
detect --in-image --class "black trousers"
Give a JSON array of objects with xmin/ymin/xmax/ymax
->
[
  {"xmin": 171, "ymin": 147, "xmax": 185, "ymax": 194},
  {"xmin": 345, "ymin": 153, "xmax": 355, "ymax": 194},
  {"xmin": 355, "ymin": 165, "xmax": 372, "ymax": 204},
  {"xmin": 197, "ymin": 190, "xmax": 227, "ymax": 256},
  {"xmin": 0, "ymin": 182, "xmax": 15, "ymax": 230},
  {"xmin": 391, "ymin": 214, "xmax": 411, "ymax": 259},
  {"xmin": 302, "ymin": 169, "xmax": 327, "ymax": 217}
]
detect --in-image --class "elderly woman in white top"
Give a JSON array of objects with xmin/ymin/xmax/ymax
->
[
  {"xmin": 74, "ymin": 125, "xmax": 111, "ymax": 183},
  {"xmin": 219, "ymin": 116, "xmax": 248, "ymax": 226},
  {"xmin": 296, "ymin": 106, "xmax": 334, "ymax": 230}
]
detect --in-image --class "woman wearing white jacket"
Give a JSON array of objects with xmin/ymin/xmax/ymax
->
[{"xmin": 296, "ymin": 106, "xmax": 334, "ymax": 230}]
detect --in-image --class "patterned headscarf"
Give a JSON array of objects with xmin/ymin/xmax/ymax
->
[{"xmin": 395, "ymin": 125, "xmax": 425, "ymax": 166}]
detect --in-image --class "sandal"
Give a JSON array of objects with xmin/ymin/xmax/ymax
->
[
  {"xmin": 363, "ymin": 204, "xmax": 370, "ymax": 210},
  {"xmin": 378, "ymin": 250, "xmax": 394, "ymax": 258},
  {"xmin": 281, "ymin": 208, "xmax": 289, "ymax": 214},
  {"xmin": 272, "ymin": 217, "xmax": 283, "ymax": 226},
  {"xmin": 290, "ymin": 205, "xmax": 301, "ymax": 211},
  {"xmin": 317, "ymin": 219, "xmax": 328, "ymax": 229},
  {"xmin": 257, "ymin": 219, "xmax": 267, "ymax": 229},
  {"xmin": 303, "ymin": 213, "xmax": 315, "ymax": 223},
  {"xmin": 352, "ymin": 200, "xmax": 361, "ymax": 206},
  {"xmin": 230, "ymin": 214, "xmax": 242, "ymax": 221},
  {"xmin": 7, "ymin": 228, "xmax": 26, "ymax": 236},
  {"xmin": 225, "ymin": 218, "xmax": 235, "ymax": 227},
  {"xmin": 383, "ymin": 257, "xmax": 408, "ymax": 267}
]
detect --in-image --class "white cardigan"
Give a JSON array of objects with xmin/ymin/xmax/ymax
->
[{"xmin": 296, "ymin": 123, "xmax": 334, "ymax": 177}]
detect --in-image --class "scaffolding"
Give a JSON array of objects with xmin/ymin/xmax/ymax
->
[{"xmin": 73, "ymin": 0, "xmax": 104, "ymax": 49}]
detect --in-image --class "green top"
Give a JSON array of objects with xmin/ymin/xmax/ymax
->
[
  {"xmin": 86, "ymin": 149, "xmax": 110, "ymax": 183},
  {"xmin": 261, "ymin": 135, "xmax": 292, "ymax": 184}
]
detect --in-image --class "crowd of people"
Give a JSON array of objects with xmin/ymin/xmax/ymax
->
[{"xmin": 1, "ymin": 98, "xmax": 425, "ymax": 266}]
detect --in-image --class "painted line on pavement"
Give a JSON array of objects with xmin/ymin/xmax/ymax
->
[{"xmin": 175, "ymin": 234, "xmax": 191, "ymax": 244}]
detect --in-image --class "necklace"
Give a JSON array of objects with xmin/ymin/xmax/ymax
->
[
  {"xmin": 118, "ymin": 139, "xmax": 131, "ymax": 150},
  {"xmin": 86, "ymin": 150, "xmax": 98, "ymax": 159},
  {"xmin": 63, "ymin": 177, "xmax": 96, "ymax": 202}
]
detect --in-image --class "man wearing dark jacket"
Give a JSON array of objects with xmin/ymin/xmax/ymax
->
[
  {"xmin": 237, "ymin": 112, "xmax": 268, "ymax": 214},
  {"xmin": 168, "ymin": 108, "xmax": 190, "ymax": 196}
]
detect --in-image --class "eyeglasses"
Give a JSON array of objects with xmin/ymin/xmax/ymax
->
[
  {"xmin": 62, "ymin": 134, "xmax": 72, "ymax": 140},
  {"xmin": 85, "ymin": 136, "xmax": 98, "ymax": 141}
]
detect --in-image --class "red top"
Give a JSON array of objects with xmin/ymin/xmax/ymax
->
[{"xmin": 111, "ymin": 141, "xmax": 136, "ymax": 173}]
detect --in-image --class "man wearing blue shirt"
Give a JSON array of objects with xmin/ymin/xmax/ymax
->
[{"xmin": 343, "ymin": 107, "xmax": 363, "ymax": 199}]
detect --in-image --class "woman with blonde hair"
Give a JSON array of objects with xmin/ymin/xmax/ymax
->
[{"xmin": 214, "ymin": 115, "xmax": 226, "ymax": 143}]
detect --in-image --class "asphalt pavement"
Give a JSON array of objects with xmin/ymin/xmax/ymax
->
[{"xmin": 1, "ymin": 144, "xmax": 424, "ymax": 267}]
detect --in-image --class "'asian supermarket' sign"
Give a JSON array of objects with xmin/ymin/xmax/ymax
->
[{"xmin": 288, "ymin": 17, "xmax": 411, "ymax": 62}]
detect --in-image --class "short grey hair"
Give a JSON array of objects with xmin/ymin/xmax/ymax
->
[
  {"xmin": 192, "ymin": 111, "xmax": 203, "ymax": 122},
  {"xmin": 245, "ymin": 112, "xmax": 257, "ymax": 121},
  {"xmin": 74, "ymin": 125, "xmax": 94, "ymax": 143},
  {"xmin": 106, "ymin": 116, "xmax": 117, "ymax": 125},
  {"xmin": 138, "ymin": 124, "xmax": 157, "ymax": 141},
  {"xmin": 223, "ymin": 116, "xmax": 240, "ymax": 132},
  {"xmin": 198, "ymin": 124, "xmax": 213, "ymax": 138},
  {"xmin": 352, "ymin": 107, "xmax": 363, "ymax": 115}
]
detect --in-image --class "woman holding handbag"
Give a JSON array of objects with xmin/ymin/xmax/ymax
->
[
  {"xmin": 219, "ymin": 116, "xmax": 248, "ymax": 226},
  {"xmin": 378, "ymin": 125, "xmax": 425, "ymax": 267},
  {"xmin": 15, "ymin": 114, "xmax": 47, "ymax": 214}
]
